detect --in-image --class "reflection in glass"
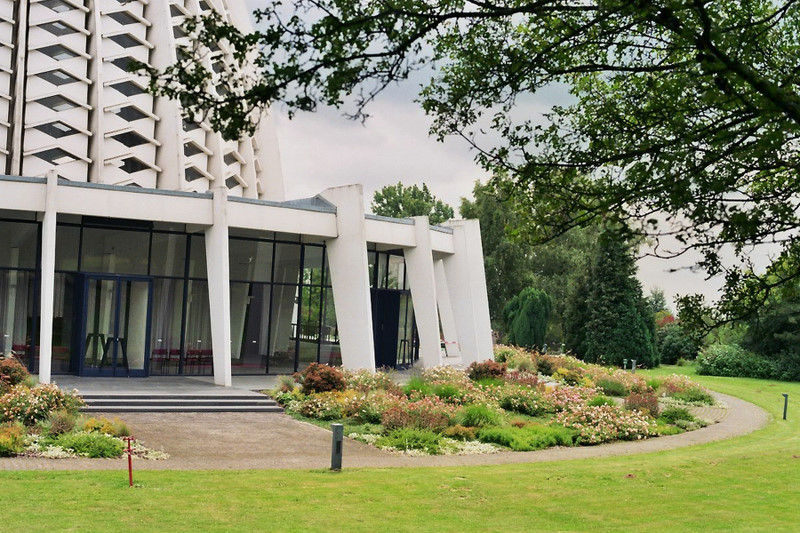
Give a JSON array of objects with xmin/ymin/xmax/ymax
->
[
  {"xmin": 51, "ymin": 273, "xmax": 76, "ymax": 373},
  {"xmin": 81, "ymin": 228, "xmax": 149, "ymax": 275},
  {"xmin": 0, "ymin": 221, "xmax": 38, "ymax": 269},
  {"xmin": 297, "ymin": 283, "xmax": 322, "ymax": 371},
  {"xmin": 230, "ymin": 282, "xmax": 270, "ymax": 374},
  {"xmin": 319, "ymin": 287, "xmax": 340, "ymax": 366},
  {"xmin": 149, "ymin": 278, "xmax": 184, "ymax": 375},
  {"xmin": 268, "ymin": 283, "xmax": 297, "ymax": 374},
  {"xmin": 229, "ymin": 239, "xmax": 273, "ymax": 282},
  {"xmin": 118, "ymin": 279, "xmax": 149, "ymax": 373},
  {"xmin": 84, "ymin": 278, "xmax": 117, "ymax": 371},
  {"xmin": 184, "ymin": 279, "xmax": 212, "ymax": 374},
  {"xmin": 0, "ymin": 270, "xmax": 35, "ymax": 368},
  {"xmin": 55, "ymin": 225, "xmax": 80, "ymax": 271},
  {"xmin": 150, "ymin": 233, "xmax": 187, "ymax": 277}
]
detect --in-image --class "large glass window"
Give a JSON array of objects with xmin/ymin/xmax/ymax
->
[
  {"xmin": 149, "ymin": 278, "xmax": 184, "ymax": 375},
  {"xmin": 150, "ymin": 233, "xmax": 187, "ymax": 277},
  {"xmin": 80, "ymin": 227, "xmax": 149, "ymax": 275},
  {"xmin": 229, "ymin": 239, "xmax": 273, "ymax": 282},
  {"xmin": 0, "ymin": 270, "xmax": 36, "ymax": 366},
  {"xmin": 184, "ymin": 280, "xmax": 212, "ymax": 375},
  {"xmin": 230, "ymin": 282, "xmax": 270, "ymax": 374},
  {"xmin": 268, "ymin": 283, "xmax": 297, "ymax": 374},
  {"xmin": 0, "ymin": 221, "xmax": 38, "ymax": 269}
]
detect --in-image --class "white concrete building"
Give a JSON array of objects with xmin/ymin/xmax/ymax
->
[{"xmin": 0, "ymin": 0, "xmax": 492, "ymax": 386}]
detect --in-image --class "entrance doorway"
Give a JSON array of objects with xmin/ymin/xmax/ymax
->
[{"xmin": 76, "ymin": 275, "xmax": 152, "ymax": 377}]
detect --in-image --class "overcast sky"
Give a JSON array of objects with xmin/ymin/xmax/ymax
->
[{"xmin": 243, "ymin": 3, "xmax": 726, "ymax": 311}]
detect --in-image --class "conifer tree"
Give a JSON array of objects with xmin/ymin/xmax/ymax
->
[{"xmin": 503, "ymin": 288, "xmax": 552, "ymax": 351}]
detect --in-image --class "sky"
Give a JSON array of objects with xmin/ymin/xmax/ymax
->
[{"xmin": 243, "ymin": 3, "xmax": 727, "ymax": 312}]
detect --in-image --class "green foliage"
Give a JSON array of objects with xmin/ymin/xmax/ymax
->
[
  {"xmin": 564, "ymin": 229, "xmax": 658, "ymax": 368},
  {"xmin": 657, "ymin": 323, "xmax": 700, "ymax": 365},
  {"xmin": 45, "ymin": 411, "xmax": 77, "ymax": 437},
  {"xmin": 54, "ymin": 432, "xmax": 124, "ymax": 458},
  {"xmin": 441, "ymin": 424, "xmax": 477, "ymax": 441},
  {"xmin": 696, "ymin": 344, "xmax": 777, "ymax": 380},
  {"xmin": 476, "ymin": 424, "xmax": 575, "ymax": 452},
  {"xmin": 467, "ymin": 360, "xmax": 507, "ymax": 381},
  {"xmin": 742, "ymin": 298, "xmax": 800, "ymax": 381},
  {"xmin": 460, "ymin": 181, "xmax": 597, "ymax": 339},
  {"xmin": 659, "ymin": 407, "xmax": 695, "ymax": 425},
  {"xmin": 371, "ymin": 182, "xmax": 454, "ymax": 225},
  {"xmin": 0, "ymin": 384, "xmax": 84, "ymax": 426},
  {"xmin": 671, "ymin": 388, "xmax": 715, "ymax": 406},
  {"xmin": 296, "ymin": 363, "xmax": 346, "ymax": 395},
  {"xmin": 376, "ymin": 428, "xmax": 443, "ymax": 454},
  {"xmin": 647, "ymin": 289, "xmax": 669, "ymax": 315},
  {"xmin": 456, "ymin": 404, "xmax": 502, "ymax": 428},
  {"xmin": 503, "ymin": 288, "xmax": 552, "ymax": 351},
  {"xmin": 403, "ymin": 376, "xmax": 434, "ymax": 397},
  {"xmin": 0, "ymin": 359, "xmax": 30, "ymax": 393},
  {"xmin": 0, "ymin": 422, "xmax": 25, "ymax": 457},
  {"xmin": 624, "ymin": 392, "xmax": 660, "ymax": 418},
  {"xmin": 587, "ymin": 395, "xmax": 616, "ymax": 407}
]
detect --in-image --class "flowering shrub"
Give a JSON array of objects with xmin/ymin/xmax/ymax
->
[
  {"xmin": 624, "ymin": 391, "xmax": 660, "ymax": 417},
  {"xmin": 381, "ymin": 397, "xmax": 455, "ymax": 432},
  {"xmin": 467, "ymin": 360, "xmax": 507, "ymax": 381},
  {"xmin": 553, "ymin": 366, "xmax": 588, "ymax": 386},
  {"xmin": 659, "ymin": 374, "xmax": 697, "ymax": 395},
  {"xmin": 0, "ymin": 359, "xmax": 30, "ymax": 393},
  {"xmin": 421, "ymin": 365, "xmax": 471, "ymax": 386},
  {"xmin": 546, "ymin": 385, "xmax": 597, "ymax": 412},
  {"xmin": 296, "ymin": 363, "xmax": 346, "ymax": 394},
  {"xmin": 504, "ymin": 370, "xmax": 541, "ymax": 388},
  {"xmin": 82, "ymin": 416, "xmax": 131, "ymax": 437},
  {"xmin": 456, "ymin": 404, "xmax": 503, "ymax": 427},
  {"xmin": 0, "ymin": 384, "xmax": 84, "ymax": 426},
  {"xmin": 556, "ymin": 404, "xmax": 655, "ymax": 444},
  {"xmin": 0, "ymin": 422, "xmax": 25, "ymax": 456},
  {"xmin": 356, "ymin": 390, "xmax": 405, "ymax": 423},
  {"xmin": 344, "ymin": 369, "xmax": 401, "ymax": 393},
  {"xmin": 498, "ymin": 385, "xmax": 551, "ymax": 416},
  {"xmin": 296, "ymin": 390, "xmax": 366, "ymax": 420}
]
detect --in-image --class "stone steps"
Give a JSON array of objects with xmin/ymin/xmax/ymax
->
[{"xmin": 81, "ymin": 393, "xmax": 283, "ymax": 413}]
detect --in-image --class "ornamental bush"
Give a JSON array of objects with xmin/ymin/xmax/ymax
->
[
  {"xmin": 0, "ymin": 384, "xmax": 84, "ymax": 426},
  {"xmin": 477, "ymin": 424, "xmax": 574, "ymax": 452},
  {"xmin": 456, "ymin": 404, "xmax": 502, "ymax": 427},
  {"xmin": 696, "ymin": 344, "xmax": 776, "ymax": 379},
  {"xmin": 0, "ymin": 359, "xmax": 30, "ymax": 393},
  {"xmin": 624, "ymin": 391, "xmax": 660, "ymax": 418},
  {"xmin": 376, "ymin": 428, "xmax": 443, "ymax": 454},
  {"xmin": 54, "ymin": 431, "xmax": 124, "ymax": 458},
  {"xmin": 381, "ymin": 397, "xmax": 455, "ymax": 432},
  {"xmin": 555, "ymin": 404, "xmax": 655, "ymax": 444},
  {"xmin": 467, "ymin": 360, "xmax": 507, "ymax": 381},
  {"xmin": 0, "ymin": 422, "xmax": 25, "ymax": 456},
  {"xmin": 296, "ymin": 362, "xmax": 346, "ymax": 394},
  {"xmin": 498, "ymin": 386, "xmax": 551, "ymax": 417}
]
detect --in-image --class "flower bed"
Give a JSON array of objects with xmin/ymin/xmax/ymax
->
[
  {"xmin": 271, "ymin": 347, "xmax": 715, "ymax": 455},
  {"xmin": 0, "ymin": 358, "xmax": 166, "ymax": 460}
]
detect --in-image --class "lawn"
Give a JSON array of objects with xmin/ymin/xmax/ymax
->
[{"xmin": 2, "ymin": 368, "xmax": 798, "ymax": 532}]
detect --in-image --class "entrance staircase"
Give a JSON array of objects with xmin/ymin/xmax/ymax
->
[{"xmin": 81, "ymin": 393, "xmax": 283, "ymax": 413}]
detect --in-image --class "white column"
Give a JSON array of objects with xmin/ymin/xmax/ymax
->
[
  {"xmin": 205, "ymin": 186, "xmax": 232, "ymax": 386},
  {"xmin": 434, "ymin": 258, "xmax": 462, "ymax": 361},
  {"xmin": 403, "ymin": 216, "xmax": 442, "ymax": 368},
  {"xmin": 442, "ymin": 219, "xmax": 493, "ymax": 365},
  {"xmin": 38, "ymin": 170, "xmax": 58, "ymax": 384},
  {"xmin": 319, "ymin": 185, "xmax": 375, "ymax": 371}
]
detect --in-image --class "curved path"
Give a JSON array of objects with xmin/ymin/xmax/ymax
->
[{"xmin": 0, "ymin": 391, "xmax": 769, "ymax": 471}]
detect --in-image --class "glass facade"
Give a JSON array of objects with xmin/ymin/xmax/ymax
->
[{"xmin": 1, "ymin": 212, "xmax": 343, "ymax": 376}]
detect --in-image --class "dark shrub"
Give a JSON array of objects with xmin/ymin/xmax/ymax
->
[
  {"xmin": 659, "ymin": 406, "xmax": 694, "ymax": 425},
  {"xmin": 442, "ymin": 424, "xmax": 477, "ymax": 441},
  {"xmin": 457, "ymin": 404, "xmax": 502, "ymax": 427},
  {"xmin": 657, "ymin": 323, "xmax": 700, "ymax": 364},
  {"xmin": 467, "ymin": 360, "xmax": 507, "ymax": 381},
  {"xmin": 46, "ymin": 410, "xmax": 76, "ymax": 436},
  {"xmin": 672, "ymin": 388, "xmax": 714, "ymax": 405},
  {"xmin": 624, "ymin": 391, "xmax": 660, "ymax": 417},
  {"xmin": 0, "ymin": 358, "xmax": 30, "ymax": 393},
  {"xmin": 595, "ymin": 377, "xmax": 629, "ymax": 397},
  {"xmin": 296, "ymin": 363, "xmax": 346, "ymax": 394},
  {"xmin": 55, "ymin": 432, "xmax": 124, "ymax": 458},
  {"xmin": 696, "ymin": 344, "xmax": 775, "ymax": 379}
]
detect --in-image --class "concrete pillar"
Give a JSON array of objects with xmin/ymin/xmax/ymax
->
[
  {"xmin": 38, "ymin": 170, "xmax": 58, "ymax": 384},
  {"xmin": 433, "ymin": 258, "xmax": 462, "ymax": 361},
  {"xmin": 403, "ymin": 216, "xmax": 442, "ymax": 368},
  {"xmin": 442, "ymin": 219, "xmax": 493, "ymax": 365},
  {"xmin": 319, "ymin": 185, "xmax": 375, "ymax": 371},
  {"xmin": 205, "ymin": 186, "xmax": 232, "ymax": 386}
]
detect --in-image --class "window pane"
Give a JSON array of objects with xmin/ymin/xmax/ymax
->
[
  {"xmin": 0, "ymin": 271, "xmax": 35, "ymax": 369},
  {"xmin": 80, "ymin": 227, "xmax": 149, "ymax": 275},
  {"xmin": 273, "ymin": 243, "xmax": 301, "ymax": 285},
  {"xmin": 55, "ymin": 225, "xmax": 80, "ymax": 271},
  {"xmin": 230, "ymin": 282, "xmax": 270, "ymax": 374},
  {"xmin": 319, "ymin": 287, "xmax": 340, "ymax": 366},
  {"xmin": 150, "ymin": 233, "xmax": 187, "ymax": 277},
  {"xmin": 149, "ymin": 278, "xmax": 184, "ymax": 375},
  {"xmin": 229, "ymin": 239, "xmax": 273, "ymax": 282},
  {"xmin": 303, "ymin": 245, "xmax": 323, "ymax": 286},
  {"xmin": 188, "ymin": 235, "xmax": 207, "ymax": 278},
  {"xmin": 50, "ymin": 273, "xmax": 76, "ymax": 373},
  {"xmin": 0, "ymin": 221, "xmax": 38, "ymax": 269},
  {"xmin": 268, "ymin": 283, "xmax": 297, "ymax": 374},
  {"xmin": 387, "ymin": 254, "xmax": 405, "ymax": 289},
  {"xmin": 184, "ymin": 280, "xmax": 212, "ymax": 375}
]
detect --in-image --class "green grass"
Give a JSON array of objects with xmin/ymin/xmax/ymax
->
[{"xmin": 2, "ymin": 368, "xmax": 798, "ymax": 532}]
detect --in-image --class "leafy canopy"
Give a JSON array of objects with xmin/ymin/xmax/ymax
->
[
  {"xmin": 144, "ymin": 0, "xmax": 800, "ymax": 329},
  {"xmin": 372, "ymin": 182, "xmax": 454, "ymax": 224}
]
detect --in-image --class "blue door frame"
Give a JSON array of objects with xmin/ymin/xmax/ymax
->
[{"xmin": 76, "ymin": 274, "xmax": 153, "ymax": 377}]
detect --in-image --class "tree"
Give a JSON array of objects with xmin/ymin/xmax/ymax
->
[
  {"xmin": 371, "ymin": 182, "xmax": 454, "ymax": 224},
  {"xmin": 502, "ymin": 288, "xmax": 552, "ymax": 351},
  {"xmin": 144, "ymin": 1, "xmax": 800, "ymax": 329},
  {"xmin": 460, "ymin": 181, "xmax": 596, "ymax": 340},
  {"xmin": 565, "ymin": 228, "xmax": 658, "ymax": 367},
  {"xmin": 646, "ymin": 288, "xmax": 669, "ymax": 316}
]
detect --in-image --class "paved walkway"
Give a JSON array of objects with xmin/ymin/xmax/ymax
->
[{"xmin": 0, "ymin": 391, "xmax": 768, "ymax": 471}]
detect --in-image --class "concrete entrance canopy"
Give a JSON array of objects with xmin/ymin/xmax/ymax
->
[{"xmin": 0, "ymin": 0, "xmax": 492, "ymax": 387}]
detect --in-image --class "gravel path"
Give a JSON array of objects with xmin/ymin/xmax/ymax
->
[{"xmin": 0, "ymin": 392, "xmax": 768, "ymax": 471}]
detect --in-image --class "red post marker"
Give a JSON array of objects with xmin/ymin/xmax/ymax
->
[{"xmin": 123, "ymin": 436, "xmax": 136, "ymax": 487}]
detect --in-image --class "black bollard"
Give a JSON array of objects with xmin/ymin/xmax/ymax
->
[
  {"xmin": 331, "ymin": 423, "xmax": 343, "ymax": 470},
  {"xmin": 783, "ymin": 394, "xmax": 789, "ymax": 420}
]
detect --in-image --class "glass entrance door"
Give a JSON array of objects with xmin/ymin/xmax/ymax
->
[{"xmin": 80, "ymin": 275, "xmax": 152, "ymax": 377}]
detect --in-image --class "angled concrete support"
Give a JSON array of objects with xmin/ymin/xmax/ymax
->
[
  {"xmin": 320, "ymin": 185, "xmax": 375, "ymax": 371},
  {"xmin": 38, "ymin": 170, "xmax": 58, "ymax": 384},
  {"xmin": 442, "ymin": 219, "xmax": 493, "ymax": 365},
  {"xmin": 404, "ymin": 216, "xmax": 442, "ymax": 368},
  {"xmin": 205, "ymin": 186, "xmax": 232, "ymax": 386},
  {"xmin": 434, "ymin": 258, "xmax": 462, "ymax": 362}
]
